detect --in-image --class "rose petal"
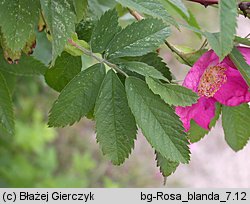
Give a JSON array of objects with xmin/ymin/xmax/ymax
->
[
  {"xmin": 223, "ymin": 47, "xmax": 250, "ymax": 69},
  {"xmin": 176, "ymin": 97, "xmax": 216, "ymax": 131},
  {"xmin": 177, "ymin": 46, "xmax": 250, "ymax": 131},
  {"xmin": 214, "ymin": 66, "xmax": 250, "ymax": 106},
  {"xmin": 182, "ymin": 50, "xmax": 219, "ymax": 92},
  {"xmin": 238, "ymin": 46, "xmax": 250, "ymax": 64}
]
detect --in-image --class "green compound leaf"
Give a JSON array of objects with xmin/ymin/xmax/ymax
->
[
  {"xmin": 135, "ymin": 52, "xmax": 172, "ymax": 81},
  {"xmin": 0, "ymin": 49, "xmax": 47, "ymax": 76},
  {"xmin": 0, "ymin": 0, "xmax": 40, "ymax": 51},
  {"xmin": 188, "ymin": 103, "xmax": 221, "ymax": 143},
  {"xmin": 97, "ymin": 0, "xmax": 117, "ymax": 8},
  {"xmin": 204, "ymin": 32, "xmax": 220, "ymax": 54},
  {"xmin": 116, "ymin": 0, "xmax": 178, "ymax": 27},
  {"xmin": 106, "ymin": 18, "xmax": 170, "ymax": 59},
  {"xmin": 156, "ymin": 151, "xmax": 179, "ymax": 177},
  {"xmin": 205, "ymin": 0, "xmax": 237, "ymax": 60},
  {"xmin": 235, "ymin": 36, "xmax": 250, "ymax": 47},
  {"xmin": 166, "ymin": 0, "xmax": 189, "ymax": 17},
  {"xmin": 95, "ymin": 70, "xmax": 137, "ymax": 165},
  {"xmin": 76, "ymin": 18, "xmax": 97, "ymax": 43},
  {"xmin": 222, "ymin": 104, "xmax": 250, "ymax": 152},
  {"xmin": 41, "ymin": 0, "xmax": 76, "ymax": 63},
  {"xmin": 177, "ymin": 9, "xmax": 201, "ymax": 39},
  {"xmin": 159, "ymin": 1, "xmax": 201, "ymax": 39},
  {"xmin": 48, "ymin": 64, "xmax": 106, "ymax": 127},
  {"xmin": 0, "ymin": 71, "xmax": 16, "ymax": 95},
  {"xmin": 219, "ymin": 0, "xmax": 237, "ymax": 60},
  {"xmin": 45, "ymin": 52, "xmax": 82, "ymax": 92},
  {"xmin": 120, "ymin": 61, "xmax": 167, "ymax": 81},
  {"xmin": 72, "ymin": 0, "xmax": 88, "ymax": 23},
  {"xmin": 91, "ymin": 9, "xmax": 121, "ymax": 53},
  {"xmin": 119, "ymin": 52, "xmax": 172, "ymax": 81},
  {"xmin": 229, "ymin": 46, "xmax": 250, "ymax": 87},
  {"xmin": 0, "ymin": 72, "xmax": 14, "ymax": 137},
  {"xmin": 188, "ymin": 120, "xmax": 208, "ymax": 143},
  {"xmin": 125, "ymin": 77, "xmax": 190, "ymax": 163},
  {"xmin": 146, "ymin": 77, "xmax": 198, "ymax": 106}
]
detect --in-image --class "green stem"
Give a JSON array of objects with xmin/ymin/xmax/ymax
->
[
  {"xmin": 128, "ymin": 9, "xmax": 192, "ymax": 67},
  {"xmin": 68, "ymin": 39, "xmax": 129, "ymax": 77},
  {"xmin": 198, "ymin": 39, "xmax": 208, "ymax": 50},
  {"xmin": 165, "ymin": 41, "xmax": 192, "ymax": 66}
]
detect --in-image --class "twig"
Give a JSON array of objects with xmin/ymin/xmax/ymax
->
[
  {"xmin": 128, "ymin": 9, "xmax": 192, "ymax": 66},
  {"xmin": 128, "ymin": 8, "xmax": 144, "ymax": 20},
  {"xmin": 186, "ymin": 0, "xmax": 218, "ymax": 7},
  {"xmin": 68, "ymin": 39, "xmax": 129, "ymax": 77},
  {"xmin": 245, "ymin": 33, "xmax": 250, "ymax": 38},
  {"xmin": 187, "ymin": 0, "xmax": 250, "ymax": 18}
]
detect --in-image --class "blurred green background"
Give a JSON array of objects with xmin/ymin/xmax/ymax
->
[
  {"xmin": 0, "ymin": 76, "xmax": 163, "ymax": 187},
  {"xmin": 1, "ymin": 2, "xmax": 250, "ymax": 188}
]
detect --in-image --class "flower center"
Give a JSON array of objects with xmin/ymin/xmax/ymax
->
[{"xmin": 198, "ymin": 65, "xmax": 227, "ymax": 97}]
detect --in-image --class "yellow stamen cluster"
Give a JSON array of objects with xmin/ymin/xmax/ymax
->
[{"xmin": 198, "ymin": 66, "xmax": 227, "ymax": 97}]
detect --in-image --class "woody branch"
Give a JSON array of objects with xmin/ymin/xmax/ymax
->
[{"xmin": 187, "ymin": 0, "xmax": 250, "ymax": 17}]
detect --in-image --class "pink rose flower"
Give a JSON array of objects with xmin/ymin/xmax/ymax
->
[{"xmin": 176, "ymin": 47, "xmax": 250, "ymax": 132}]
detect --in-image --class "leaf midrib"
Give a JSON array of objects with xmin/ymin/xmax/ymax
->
[
  {"xmin": 107, "ymin": 21, "xmax": 169, "ymax": 57},
  {"xmin": 131, "ymin": 83, "xmax": 187, "ymax": 161},
  {"xmin": 111, "ymin": 74, "xmax": 121, "ymax": 163},
  {"xmin": 49, "ymin": 69, "xmax": 97, "ymax": 126}
]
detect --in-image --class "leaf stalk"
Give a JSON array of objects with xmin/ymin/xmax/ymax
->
[
  {"xmin": 128, "ymin": 9, "xmax": 192, "ymax": 66},
  {"xmin": 68, "ymin": 39, "xmax": 129, "ymax": 77}
]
